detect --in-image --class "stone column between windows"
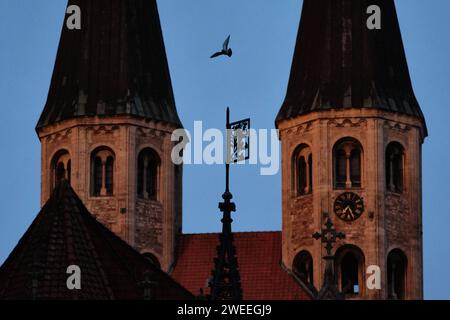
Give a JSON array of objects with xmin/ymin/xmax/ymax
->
[
  {"xmin": 101, "ymin": 157, "xmax": 107, "ymax": 196},
  {"xmin": 143, "ymin": 156, "xmax": 149, "ymax": 199},
  {"xmin": 345, "ymin": 152, "xmax": 352, "ymax": 188}
]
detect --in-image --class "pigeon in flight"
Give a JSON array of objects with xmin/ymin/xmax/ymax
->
[{"xmin": 210, "ymin": 35, "xmax": 233, "ymax": 59}]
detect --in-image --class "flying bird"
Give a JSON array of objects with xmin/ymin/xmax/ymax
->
[{"xmin": 210, "ymin": 35, "xmax": 233, "ymax": 59}]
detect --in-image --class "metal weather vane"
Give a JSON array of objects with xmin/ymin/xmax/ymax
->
[{"xmin": 227, "ymin": 117, "xmax": 250, "ymax": 164}]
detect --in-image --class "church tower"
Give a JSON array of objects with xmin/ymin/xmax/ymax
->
[
  {"xmin": 36, "ymin": 0, "xmax": 182, "ymax": 271},
  {"xmin": 277, "ymin": 0, "xmax": 427, "ymax": 299}
]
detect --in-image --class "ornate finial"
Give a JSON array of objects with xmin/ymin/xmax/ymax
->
[
  {"xmin": 312, "ymin": 216, "xmax": 346, "ymax": 300},
  {"xmin": 313, "ymin": 217, "xmax": 345, "ymax": 256},
  {"xmin": 138, "ymin": 270, "xmax": 158, "ymax": 300}
]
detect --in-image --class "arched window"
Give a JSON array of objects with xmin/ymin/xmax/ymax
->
[
  {"xmin": 142, "ymin": 252, "xmax": 161, "ymax": 269},
  {"xmin": 51, "ymin": 150, "xmax": 71, "ymax": 189},
  {"xmin": 333, "ymin": 138, "xmax": 363, "ymax": 189},
  {"xmin": 138, "ymin": 148, "xmax": 160, "ymax": 200},
  {"xmin": 91, "ymin": 147, "xmax": 115, "ymax": 197},
  {"xmin": 335, "ymin": 245, "xmax": 365, "ymax": 296},
  {"xmin": 386, "ymin": 142, "xmax": 404, "ymax": 193},
  {"xmin": 387, "ymin": 249, "xmax": 407, "ymax": 300},
  {"xmin": 293, "ymin": 250, "xmax": 314, "ymax": 286},
  {"xmin": 341, "ymin": 253, "xmax": 359, "ymax": 294},
  {"xmin": 292, "ymin": 144, "xmax": 313, "ymax": 196}
]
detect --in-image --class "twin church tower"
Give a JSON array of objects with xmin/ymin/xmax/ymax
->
[{"xmin": 36, "ymin": 0, "xmax": 426, "ymax": 299}]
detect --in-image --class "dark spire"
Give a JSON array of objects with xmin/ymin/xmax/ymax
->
[
  {"xmin": 210, "ymin": 191, "xmax": 243, "ymax": 300},
  {"xmin": 37, "ymin": 0, "xmax": 181, "ymax": 129},
  {"xmin": 276, "ymin": 0, "xmax": 426, "ymax": 134}
]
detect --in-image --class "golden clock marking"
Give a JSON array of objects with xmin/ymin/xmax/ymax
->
[{"xmin": 334, "ymin": 192, "xmax": 365, "ymax": 222}]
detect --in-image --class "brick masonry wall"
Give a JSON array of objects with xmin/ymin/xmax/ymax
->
[{"xmin": 135, "ymin": 199, "xmax": 163, "ymax": 256}]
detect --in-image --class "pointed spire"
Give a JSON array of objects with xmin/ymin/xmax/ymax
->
[
  {"xmin": 276, "ymin": 0, "xmax": 426, "ymax": 134},
  {"xmin": 210, "ymin": 191, "xmax": 243, "ymax": 300},
  {"xmin": 37, "ymin": 0, "xmax": 181, "ymax": 129}
]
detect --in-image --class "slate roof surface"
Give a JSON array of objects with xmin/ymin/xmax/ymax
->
[
  {"xmin": 37, "ymin": 0, "xmax": 181, "ymax": 129},
  {"xmin": 276, "ymin": 0, "xmax": 426, "ymax": 134},
  {"xmin": 0, "ymin": 181, "xmax": 193, "ymax": 300}
]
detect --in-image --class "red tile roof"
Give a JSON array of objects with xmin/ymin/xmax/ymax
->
[
  {"xmin": 171, "ymin": 232, "xmax": 312, "ymax": 300},
  {"xmin": 0, "ymin": 181, "xmax": 193, "ymax": 300}
]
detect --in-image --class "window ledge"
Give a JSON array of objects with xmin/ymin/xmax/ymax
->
[
  {"xmin": 333, "ymin": 187, "xmax": 364, "ymax": 192},
  {"xmin": 88, "ymin": 195, "xmax": 115, "ymax": 200},
  {"xmin": 291, "ymin": 193, "xmax": 313, "ymax": 200},
  {"xmin": 345, "ymin": 294, "xmax": 362, "ymax": 300},
  {"xmin": 137, "ymin": 197, "xmax": 162, "ymax": 205},
  {"xmin": 386, "ymin": 191, "xmax": 404, "ymax": 197}
]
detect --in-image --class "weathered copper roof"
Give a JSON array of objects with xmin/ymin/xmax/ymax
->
[
  {"xmin": 0, "ymin": 181, "xmax": 193, "ymax": 300},
  {"xmin": 276, "ymin": 0, "xmax": 426, "ymax": 133},
  {"xmin": 37, "ymin": 0, "xmax": 181, "ymax": 129}
]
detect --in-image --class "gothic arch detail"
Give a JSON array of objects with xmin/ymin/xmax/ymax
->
[
  {"xmin": 386, "ymin": 142, "xmax": 405, "ymax": 193},
  {"xmin": 142, "ymin": 252, "xmax": 161, "ymax": 269},
  {"xmin": 387, "ymin": 248, "xmax": 407, "ymax": 300},
  {"xmin": 137, "ymin": 148, "xmax": 161, "ymax": 200},
  {"xmin": 90, "ymin": 146, "xmax": 115, "ymax": 197},
  {"xmin": 51, "ymin": 149, "xmax": 71, "ymax": 189},
  {"xmin": 293, "ymin": 250, "xmax": 314, "ymax": 286},
  {"xmin": 335, "ymin": 245, "xmax": 365, "ymax": 296},
  {"xmin": 333, "ymin": 138, "xmax": 363, "ymax": 189},
  {"xmin": 292, "ymin": 144, "xmax": 313, "ymax": 196}
]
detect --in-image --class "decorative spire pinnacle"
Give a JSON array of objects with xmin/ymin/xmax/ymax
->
[{"xmin": 313, "ymin": 217, "xmax": 346, "ymax": 300}]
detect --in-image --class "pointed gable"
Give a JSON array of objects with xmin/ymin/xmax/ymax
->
[{"xmin": 0, "ymin": 181, "xmax": 192, "ymax": 300}]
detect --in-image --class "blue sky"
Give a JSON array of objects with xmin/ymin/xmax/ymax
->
[{"xmin": 0, "ymin": 0, "xmax": 449, "ymax": 299}]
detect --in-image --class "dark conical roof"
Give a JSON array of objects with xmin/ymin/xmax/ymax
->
[
  {"xmin": 0, "ymin": 181, "xmax": 193, "ymax": 300},
  {"xmin": 276, "ymin": 0, "xmax": 426, "ymax": 133},
  {"xmin": 37, "ymin": 0, "xmax": 181, "ymax": 129}
]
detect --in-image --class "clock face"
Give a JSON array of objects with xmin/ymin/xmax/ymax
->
[{"xmin": 334, "ymin": 192, "xmax": 365, "ymax": 222}]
